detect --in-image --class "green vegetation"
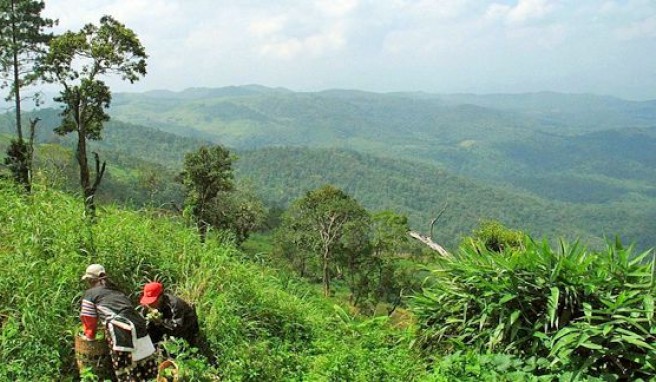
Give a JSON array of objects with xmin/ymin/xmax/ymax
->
[
  {"xmin": 276, "ymin": 185, "xmax": 371, "ymax": 297},
  {"xmin": 179, "ymin": 145, "xmax": 265, "ymax": 245},
  {"xmin": 108, "ymin": 87, "xmax": 656, "ymax": 207},
  {"xmin": 3, "ymin": 107, "xmax": 655, "ymax": 250},
  {"xmin": 90, "ymin": 86, "xmax": 656, "ymax": 250},
  {"xmin": 0, "ymin": 181, "xmax": 424, "ymax": 381},
  {"xmin": 412, "ymin": 238, "xmax": 656, "ymax": 380},
  {"xmin": 237, "ymin": 147, "xmax": 656, "ymax": 250},
  {"xmin": 462, "ymin": 220, "xmax": 525, "ymax": 252},
  {"xmin": 4, "ymin": 180, "xmax": 653, "ymax": 380},
  {"xmin": 2, "ymin": 3, "xmax": 654, "ymax": 380}
]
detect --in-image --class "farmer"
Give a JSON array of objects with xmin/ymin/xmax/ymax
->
[
  {"xmin": 139, "ymin": 281, "xmax": 200, "ymax": 346},
  {"xmin": 80, "ymin": 264, "xmax": 158, "ymax": 381}
]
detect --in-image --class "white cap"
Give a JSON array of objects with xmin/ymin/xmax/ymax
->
[{"xmin": 81, "ymin": 264, "xmax": 106, "ymax": 280}]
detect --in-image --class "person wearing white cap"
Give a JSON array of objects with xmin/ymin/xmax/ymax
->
[
  {"xmin": 80, "ymin": 264, "xmax": 158, "ymax": 381},
  {"xmin": 81, "ymin": 263, "xmax": 106, "ymax": 281}
]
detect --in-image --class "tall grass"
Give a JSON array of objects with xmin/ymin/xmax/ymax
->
[{"xmin": 0, "ymin": 181, "xmax": 423, "ymax": 381}]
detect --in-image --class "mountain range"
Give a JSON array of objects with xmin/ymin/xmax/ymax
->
[{"xmin": 2, "ymin": 86, "xmax": 655, "ymax": 249}]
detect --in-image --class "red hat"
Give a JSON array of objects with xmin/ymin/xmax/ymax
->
[{"xmin": 140, "ymin": 282, "xmax": 163, "ymax": 305}]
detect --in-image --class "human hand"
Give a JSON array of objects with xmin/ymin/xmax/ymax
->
[
  {"xmin": 81, "ymin": 334, "xmax": 94, "ymax": 341},
  {"xmin": 146, "ymin": 309, "xmax": 163, "ymax": 324}
]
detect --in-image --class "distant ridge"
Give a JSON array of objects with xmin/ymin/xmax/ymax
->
[{"xmin": 126, "ymin": 85, "xmax": 292, "ymax": 100}]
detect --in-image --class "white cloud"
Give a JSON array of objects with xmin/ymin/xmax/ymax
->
[
  {"xmin": 315, "ymin": 0, "xmax": 359, "ymax": 16},
  {"xmin": 486, "ymin": 0, "xmax": 555, "ymax": 25},
  {"xmin": 258, "ymin": 22, "xmax": 347, "ymax": 59},
  {"xmin": 38, "ymin": 0, "xmax": 656, "ymax": 99},
  {"xmin": 399, "ymin": 0, "xmax": 473, "ymax": 21},
  {"xmin": 249, "ymin": 16, "xmax": 288, "ymax": 37}
]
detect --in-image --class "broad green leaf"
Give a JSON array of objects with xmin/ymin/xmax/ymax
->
[
  {"xmin": 644, "ymin": 295, "xmax": 654, "ymax": 323},
  {"xmin": 620, "ymin": 335, "xmax": 656, "ymax": 351},
  {"xmin": 548, "ymin": 287, "xmax": 560, "ymax": 329}
]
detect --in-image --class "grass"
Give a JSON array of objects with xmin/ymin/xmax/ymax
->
[{"xmin": 0, "ymin": 181, "xmax": 424, "ymax": 381}]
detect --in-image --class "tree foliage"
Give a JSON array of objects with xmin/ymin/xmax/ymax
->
[
  {"xmin": 0, "ymin": 0, "xmax": 55, "ymax": 190},
  {"xmin": 39, "ymin": 15, "xmax": 147, "ymax": 215},
  {"xmin": 180, "ymin": 145, "xmax": 235, "ymax": 241},
  {"xmin": 365, "ymin": 211, "xmax": 418, "ymax": 309},
  {"xmin": 200, "ymin": 182, "xmax": 266, "ymax": 245},
  {"xmin": 180, "ymin": 145, "xmax": 266, "ymax": 244},
  {"xmin": 277, "ymin": 185, "xmax": 371, "ymax": 296}
]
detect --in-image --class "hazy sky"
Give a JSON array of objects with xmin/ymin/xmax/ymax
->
[{"xmin": 42, "ymin": 0, "xmax": 656, "ymax": 100}]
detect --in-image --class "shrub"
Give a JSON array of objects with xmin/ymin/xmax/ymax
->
[
  {"xmin": 412, "ymin": 237, "xmax": 656, "ymax": 379},
  {"xmin": 461, "ymin": 220, "xmax": 525, "ymax": 253}
]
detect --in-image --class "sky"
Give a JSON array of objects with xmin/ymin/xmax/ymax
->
[{"xmin": 41, "ymin": 0, "xmax": 656, "ymax": 100}]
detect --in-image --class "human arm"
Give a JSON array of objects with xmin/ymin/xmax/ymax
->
[{"xmin": 80, "ymin": 298, "xmax": 98, "ymax": 339}]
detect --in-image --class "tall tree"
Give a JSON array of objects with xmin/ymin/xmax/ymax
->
[
  {"xmin": 39, "ymin": 15, "xmax": 147, "ymax": 215},
  {"xmin": 279, "ymin": 185, "xmax": 370, "ymax": 296},
  {"xmin": 0, "ymin": 0, "xmax": 55, "ymax": 190},
  {"xmin": 180, "ymin": 145, "xmax": 235, "ymax": 241}
]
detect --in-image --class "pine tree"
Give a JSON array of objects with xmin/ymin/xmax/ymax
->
[{"xmin": 0, "ymin": 0, "xmax": 55, "ymax": 191}]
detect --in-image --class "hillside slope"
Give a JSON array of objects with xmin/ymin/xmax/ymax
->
[{"xmin": 0, "ymin": 181, "xmax": 424, "ymax": 381}]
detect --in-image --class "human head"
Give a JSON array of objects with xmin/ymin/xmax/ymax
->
[
  {"xmin": 140, "ymin": 282, "xmax": 164, "ymax": 308},
  {"xmin": 81, "ymin": 264, "xmax": 106, "ymax": 286}
]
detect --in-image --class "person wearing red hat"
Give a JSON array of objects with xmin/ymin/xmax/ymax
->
[{"xmin": 139, "ymin": 282, "xmax": 200, "ymax": 346}]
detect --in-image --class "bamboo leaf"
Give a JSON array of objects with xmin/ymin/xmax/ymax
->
[
  {"xmin": 579, "ymin": 341, "xmax": 603, "ymax": 350},
  {"xmin": 548, "ymin": 287, "xmax": 560, "ymax": 329},
  {"xmin": 620, "ymin": 335, "xmax": 656, "ymax": 351},
  {"xmin": 644, "ymin": 295, "xmax": 654, "ymax": 324}
]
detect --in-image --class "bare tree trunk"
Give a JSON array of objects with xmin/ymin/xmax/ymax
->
[
  {"xmin": 10, "ymin": 0, "xmax": 22, "ymax": 142},
  {"xmin": 76, "ymin": 127, "xmax": 92, "ymax": 213},
  {"xmin": 9, "ymin": 0, "xmax": 30, "ymax": 192},
  {"xmin": 322, "ymin": 245, "xmax": 331, "ymax": 297},
  {"xmin": 387, "ymin": 289, "xmax": 403, "ymax": 316},
  {"xmin": 26, "ymin": 118, "xmax": 39, "ymax": 190},
  {"xmin": 198, "ymin": 221, "xmax": 208, "ymax": 243},
  {"xmin": 299, "ymin": 255, "xmax": 306, "ymax": 278},
  {"xmin": 76, "ymin": 132, "xmax": 106, "ymax": 218},
  {"xmin": 408, "ymin": 231, "xmax": 452, "ymax": 258}
]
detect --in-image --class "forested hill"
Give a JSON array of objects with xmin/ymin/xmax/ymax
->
[
  {"xmin": 404, "ymin": 92, "xmax": 656, "ymax": 133},
  {"xmin": 2, "ymin": 106, "xmax": 655, "ymax": 250},
  {"xmin": 235, "ymin": 147, "xmax": 655, "ymax": 249},
  {"xmin": 109, "ymin": 87, "xmax": 656, "ymax": 207}
]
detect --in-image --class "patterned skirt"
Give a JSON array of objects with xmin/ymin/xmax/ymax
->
[{"xmin": 107, "ymin": 333, "xmax": 158, "ymax": 381}]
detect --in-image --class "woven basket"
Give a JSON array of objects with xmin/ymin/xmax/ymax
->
[
  {"xmin": 75, "ymin": 334, "xmax": 109, "ymax": 357},
  {"xmin": 157, "ymin": 359, "xmax": 179, "ymax": 382},
  {"xmin": 74, "ymin": 334, "xmax": 112, "ymax": 379}
]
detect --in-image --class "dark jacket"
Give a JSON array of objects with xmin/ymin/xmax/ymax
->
[{"xmin": 144, "ymin": 293, "xmax": 199, "ymax": 344}]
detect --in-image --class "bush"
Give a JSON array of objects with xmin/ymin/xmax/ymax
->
[
  {"xmin": 412, "ymin": 237, "xmax": 656, "ymax": 380},
  {"xmin": 462, "ymin": 220, "xmax": 524, "ymax": 253}
]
